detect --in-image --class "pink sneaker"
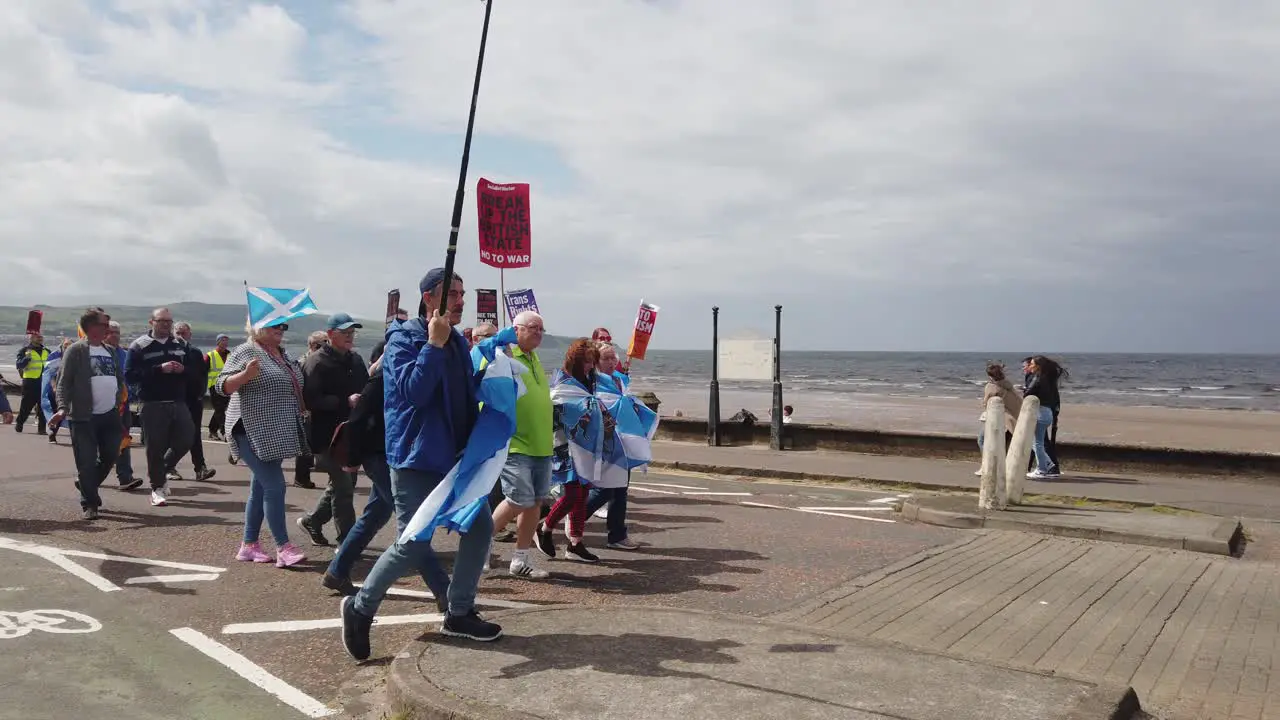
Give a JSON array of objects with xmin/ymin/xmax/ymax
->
[
  {"xmin": 275, "ymin": 543, "xmax": 306, "ymax": 568},
  {"xmin": 236, "ymin": 542, "xmax": 272, "ymax": 563}
]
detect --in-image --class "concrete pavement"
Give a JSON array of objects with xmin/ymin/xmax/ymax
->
[{"xmin": 651, "ymin": 440, "xmax": 1280, "ymax": 521}]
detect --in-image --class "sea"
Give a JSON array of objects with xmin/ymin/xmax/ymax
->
[{"xmin": 4, "ymin": 342, "xmax": 1277, "ymax": 412}]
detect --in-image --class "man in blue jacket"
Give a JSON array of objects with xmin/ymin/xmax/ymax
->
[{"xmin": 341, "ymin": 268, "xmax": 502, "ymax": 661}]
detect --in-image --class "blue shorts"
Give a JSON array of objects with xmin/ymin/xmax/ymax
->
[{"xmin": 499, "ymin": 453, "xmax": 552, "ymax": 508}]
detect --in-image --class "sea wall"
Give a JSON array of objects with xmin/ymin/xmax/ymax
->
[{"xmin": 656, "ymin": 416, "xmax": 1280, "ymax": 479}]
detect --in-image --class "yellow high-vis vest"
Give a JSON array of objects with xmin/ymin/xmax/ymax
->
[
  {"xmin": 20, "ymin": 347, "xmax": 49, "ymax": 380},
  {"xmin": 207, "ymin": 350, "xmax": 226, "ymax": 389}
]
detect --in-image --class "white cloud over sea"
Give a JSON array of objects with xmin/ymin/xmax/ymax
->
[{"xmin": 2, "ymin": 1, "xmax": 1278, "ymax": 352}]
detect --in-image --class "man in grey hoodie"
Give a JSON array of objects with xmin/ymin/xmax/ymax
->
[{"xmin": 53, "ymin": 308, "xmax": 126, "ymax": 520}]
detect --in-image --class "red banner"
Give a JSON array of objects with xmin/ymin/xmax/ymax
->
[
  {"xmin": 475, "ymin": 289, "xmax": 499, "ymax": 326},
  {"xmin": 476, "ymin": 178, "xmax": 532, "ymax": 268},
  {"xmin": 627, "ymin": 301, "xmax": 659, "ymax": 361}
]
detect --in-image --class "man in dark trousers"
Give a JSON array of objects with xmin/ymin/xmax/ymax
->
[
  {"xmin": 206, "ymin": 334, "xmax": 231, "ymax": 440},
  {"xmin": 296, "ymin": 313, "xmax": 368, "ymax": 547},
  {"xmin": 126, "ymin": 307, "xmax": 194, "ymax": 508},
  {"xmin": 169, "ymin": 322, "xmax": 216, "ymax": 482},
  {"xmin": 14, "ymin": 331, "xmax": 49, "ymax": 434}
]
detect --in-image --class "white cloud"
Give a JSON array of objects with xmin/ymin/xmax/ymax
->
[{"xmin": 1, "ymin": 1, "xmax": 1278, "ymax": 351}]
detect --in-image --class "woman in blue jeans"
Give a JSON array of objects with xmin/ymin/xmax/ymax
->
[
  {"xmin": 1023, "ymin": 355, "xmax": 1068, "ymax": 480},
  {"xmin": 584, "ymin": 342, "xmax": 639, "ymax": 549},
  {"xmin": 215, "ymin": 321, "xmax": 307, "ymax": 568},
  {"xmin": 322, "ymin": 342, "xmax": 449, "ymax": 611}
]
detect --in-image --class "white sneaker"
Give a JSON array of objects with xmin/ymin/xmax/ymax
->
[
  {"xmin": 508, "ymin": 558, "xmax": 549, "ymax": 580},
  {"xmin": 974, "ymin": 469, "xmax": 984, "ymax": 476},
  {"xmin": 593, "ymin": 504, "xmax": 609, "ymax": 519},
  {"xmin": 1026, "ymin": 470, "xmax": 1048, "ymax": 480},
  {"xmin": 150, "ymin": 487, "xmax": 169, "ymax": 506}
]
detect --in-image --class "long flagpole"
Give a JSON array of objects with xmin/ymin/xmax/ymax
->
[{"xmin": 438, "ymin": 0, "xmax": 495, "ymax": 316}]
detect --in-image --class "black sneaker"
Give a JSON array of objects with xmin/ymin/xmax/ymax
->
[
  {"xmin": 293, "ymin": 479, "xmax": 316, "ymax": 489},
  {"xmin": 440, "ymin": 611, "xmax": 502, "ymax": 642},
  {"xmin": 82, "ymin": 507, "xmax": 99, "ymax": 520},
  {"xmin": 119, "ymin": 477, "xmax": 144, "ymax": 491},
  {"xmin": 533, "ymin": 522, "xmax": 556, "ymax": 559},
  {"xmin": 494, "ymin": 528, "xmax": 516, "ymax": 543},
  {"xmin": 297, "ymin": 516, "xmax": 329, "ymax": 546},
  {"xmin": 322, "ymin": 573, "xmax": 358, "ymax": 596},
  {"xmin": 195, "ymin": 467, "xmax": 217, "ymax": 481},
  {"xmin": 47, "ymin": 432, "xmax": 57, "ymax": 444},
  {"xmin": 565, "ymin": 541, "xmax": 600, "ymax": 563},
  {"xmin": 340, "ymin": 596, "xmax": 373, "ymax": 661},
  {"xmin": 166, "ymin": 470, "xmax": 182, "ymax": 483}
]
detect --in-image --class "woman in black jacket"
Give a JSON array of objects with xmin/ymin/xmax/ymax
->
[
  {"xmin": 1024, "ymin": 355, "xmax": 1067, "ymax": 479},
  {"xmin": 320, "ymin": 341, "xmax": 448, "ymax": 612}
]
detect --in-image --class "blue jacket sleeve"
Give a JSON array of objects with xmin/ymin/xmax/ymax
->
[
  {"xmin": 15, "ymin": 347, "xmax": 29, "ymax": 373},
  {"xmin": 385, "ymin": 335, "xmax": 446, "ymax": 410},
  {"xmin": 473, "ymin": 326, "xmax": 518, "ymax": 366}
]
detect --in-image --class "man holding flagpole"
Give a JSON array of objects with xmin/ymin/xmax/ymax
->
[{"xmin": 341, "ymin": 268, "xmax": 502, "ymax": 661}]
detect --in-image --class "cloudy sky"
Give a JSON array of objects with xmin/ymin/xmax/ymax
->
[{"xmin": 3, "ymin": 1, "xmax": 1277, "ymax": 353}]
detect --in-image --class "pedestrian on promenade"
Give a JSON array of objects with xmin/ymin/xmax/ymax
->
[
  {"xmin": 169, "ymin": 322, "xmax": 216, "ymax": 482},
  {"xmin": 341, "ymin": 268, "xmax": 501, "ymax": 662},
  {"xmin": 14, "ymin": 331, "xmax": 49, "ymax": 435},
  {"xmin": 537, "ymin": 339, "xmax": 603, "ymax": 564},
  {"xmin": 126, "ymin": 308, "xmax": 195, "ymax": 507},
  {"xmin": 320, "ymin": 342, "xmax": 447, "ymax": 611},
  {"xmin": 297, "ymin": 313, "xmax": 369, "ymax": 547},
  {"xmin": 292, "ymin": 330, "xmax": 330, "ymax": 490},
  {"xmin": 976, "ymin": 362, "xmax": 1022, "ymax": 475},
  {"xmin": 0, "ymin": 375, "xmax": 11, "ymax": 424},
  {"xmin": 215, "ymin": 320, "xmax": 307, "ymax": 568},
  {"xmin": 106, "ymin": 321, "xmax": 142, "ymax": 491},
  {"xmin": 206, "ymin": 334, "xmax": 231, "ymax": 440},
  {"xmin": 40, "ymin": 338, "xmax": 72, "ymax": 444},
  {"xmin": 582, "ymin": 341, "xmax": 639, "ymax": 550},
  {"xmin": 52, "ymin": 308, "xmax": 125, "ymax": 520},
  {"xmin": 489, "ymin": 310, "xmax": 556, "ymax": 579},
  {"xmin": 1024, "ymin": 356, "xmax": 1068, "ymax": 480}
]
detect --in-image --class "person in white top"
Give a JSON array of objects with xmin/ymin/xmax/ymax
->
[{"xmin": 53, "ymin": 308, "xmax": 126, "ymax": 520}]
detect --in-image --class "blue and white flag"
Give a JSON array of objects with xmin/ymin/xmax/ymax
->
[
  {"xmin": 551, "ymin": 372, "xmax": 658, "ymax": 490},
  {"xmin": 595, "ymin": 371, "xmax": 659, "ymax": 470},
  {"xmin": 245, "ymin": 286, "xmax": 319, "ymax": 330},
  {"xmin": 399, "ymin": 351, "xmax": 527, "ymax": 541}
]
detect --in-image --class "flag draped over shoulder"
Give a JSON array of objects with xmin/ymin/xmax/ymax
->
[
  {"xmin": 245, "ymin": 286, "xmax": 319, "ymax": 330},
  {"xmin": 399, "ymin": 351, "xmax": 527, "ymax": 541},
  {"xmin": 551, "ymin": 371, "xmax": 658, "ymax": 490}
]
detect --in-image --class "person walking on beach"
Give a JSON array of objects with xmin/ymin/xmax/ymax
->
[
  {"xmin": 126, "ymin": 307, "xmax": 195, "ymax": 507},
  {"xmin": 1024, "ymin": 356, "xmax": 1067, "ymax": 480},
  {"xmin": 296, "ymin": 313, "xmax": 369, "ymax": 547},
  {"xmin": 206, "ymin": 334, "xmax": 231, "ymax": 440},
  {"xmin": 976, "ymin": 362, "xmax": 1022, "ymax": 474},
  {"xmin": 51, "ymin": 308, "xmax": 124, "ymax": 520},
  {"xmin": 106, "ymin": 321, "xmax": 142, "ymax": 491},
  {"xmin": 341, "ymin": 269, "xmax": 502, "ymax": 662},
  {"xmin": 488, "ymin": 311, "xmax": 556, "ymax": 579},
  {"xmin": 170, "ymin": 322, "xmax": 216, "ymax": 482},
  {"xmin": 14, "ymin": 331, "xmax": 49, "ymax": 435},
  {"xmin": 215, "ymin": 320, "xmax": 308, "ymax": 568}
]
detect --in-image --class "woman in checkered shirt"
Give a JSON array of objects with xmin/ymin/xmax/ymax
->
[{"xmin": 214, "ymin": 321, "xmax": 308, "ymax": 568}]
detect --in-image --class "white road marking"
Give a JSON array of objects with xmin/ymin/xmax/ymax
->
[
  {"xmin": 222, "ymin": 612, "xmax": 444, "ymax": 635},
  {"xmin": 631, "ymin": 482, "xmax": 708, "ymax": 490},
  {"xmin": 0, "ymin": 536, "xmax": 225, "ymax": 592},
  {"xmin": 797, "ymin": 506, "xmax": 894, "ymax": 512},
  {"xmin": 868, "ymin": 497, "xmax": 903, "ymax": 504},
  {"xmin": 0, "ymin": 609, "xmax": 102, "ymax": 638},
  {"xmin": 740, "ymin": 501, "xmax": 896, "ymax": 524},
  {"xmin": 34, "ymin": 551, "xmax": 121, "ymax": 592},
  {"xmin": 680, "ymin": 491, "xmax": 754, "ymax": 496},
  {"xmin": 56, "ymin": 549, "xmax": 225, "ymax": 573},
  {"xmin": 124, "ymin": 573, "xmax": 220, "ymax": 585},
  {"xmin": 373, "ymin": 586, "xmax": 533, "ymax": 610},
  {"xmin": 170, "ymin": 627, "xmax": 336, "ymax": 718},
  {"xmin": 627, "ymin": 486, "xmax": 679, "ymax": 495}
]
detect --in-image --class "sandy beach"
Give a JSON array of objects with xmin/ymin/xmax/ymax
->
[{"xmin": 650, "ymin": 387, "xmax": 1280, "ymax": 455}]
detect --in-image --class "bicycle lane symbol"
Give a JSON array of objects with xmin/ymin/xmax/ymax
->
[{"xmin": 0, "ymin": 610, "xmax": 102, "ymax": 639}]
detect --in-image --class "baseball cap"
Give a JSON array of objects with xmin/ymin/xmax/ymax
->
[
  {"xmin": 326, "ymin": 312, "xmax": 363, "ymax": 331},
  {"xmin": 416, "ymin": 268, "xmax": 463, "ymax": 316},
  {"xmin": 215, "ymin": 333, "xmax": 230, "ymax": 341}
]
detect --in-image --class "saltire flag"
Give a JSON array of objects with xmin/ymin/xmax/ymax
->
[
  {"xmin": 549, "ymin": 371, "xmax": 659, "ymax": 490},
  {"xmin": 399, "ymin": 349, "xmax": 528, "ymax": 541},
  {"xmin": 245, "ymin": 285, "xmax": 319, "ymax": 330}
]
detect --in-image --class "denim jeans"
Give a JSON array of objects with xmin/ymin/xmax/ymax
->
[
  {"xmin": 353, "ymin": 467, "xmax": 492, "ymax": 618},
  {"xmin": 69, "ymin": 412, "xmax": 123, "ymax": 510},
  {"xmin": 585, "ymin": 486, "xmax": 629, "ymax": 544},
  {"xmin": 236, "ymin": 430, "xmax": 290, "ymax": 546},
  {"xmin": 116, "ymin": 447, "xmax": 133, "ymax": 482},
  {"xmin": 1032, "ymin": 406, "xmax": 1055, "ymax": 473}
]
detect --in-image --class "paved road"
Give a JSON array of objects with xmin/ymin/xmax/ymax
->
[{"xmin": 0, "ymin": 431, "xmax": 960, "ymax": 718}]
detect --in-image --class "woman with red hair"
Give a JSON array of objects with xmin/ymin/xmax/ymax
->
[{"xmin": 535, "ymin": 338, "xmax": 602, "ymax": 563}]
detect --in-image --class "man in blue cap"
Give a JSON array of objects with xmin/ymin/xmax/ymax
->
[
  {"xmin": 297, "ymin": 312, "xmax": 369, "ymax": 547},
  {"xmin": 341, "ymin": 268, "xmax": 503, "ymax": 661}
]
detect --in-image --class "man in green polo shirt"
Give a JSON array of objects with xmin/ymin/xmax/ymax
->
[{"xmin": 490, "ymin": 310, "xmax": 553, "ymax": 579}]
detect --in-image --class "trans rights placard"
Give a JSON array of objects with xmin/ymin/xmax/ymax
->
[
  {"xmin": 476, "ymin": 178, "xmax": 532, "ymax": 268},
  {"xmin": 504, "ymin": 288, "xmax": 539, "ymax": 322},
  {"xmin": 475, "ymin": 289, "xmax": 499, "ymax": 326}
]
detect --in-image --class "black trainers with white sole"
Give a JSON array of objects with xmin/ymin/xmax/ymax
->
[
  {"xmin": 340, "ymin": 596, "xmax": 373, "ymax": 661},
  {"xmin": 440, "ymin": 611, "xmax": 502, "ymax": 642}
]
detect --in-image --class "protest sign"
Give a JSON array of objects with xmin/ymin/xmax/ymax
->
[
  {"xmin": 627, "ymin": 300, "xmax": 660, "ymax": 361},
  {"xmin": 504, "ymin": 288, "xmax": 539, "ymax": 322},
  {"xmin": 25, "ymin": 310, "xmax": 42, "ymax": 334},
  {"xmin": 475, "ymin": 289, "xmax": 499, "ymax": 326},
  {"xmin": 384, "ymin": 289, "xmax": 400, "ymax": 327},
  {"xmin": 476, "ymin": 178, "xmax": 532, "ymax": 268}
]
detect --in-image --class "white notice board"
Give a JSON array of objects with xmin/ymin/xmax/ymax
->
[{"xmin": 718, "ymin": 338, "xmax": 773, "ymax": 381}]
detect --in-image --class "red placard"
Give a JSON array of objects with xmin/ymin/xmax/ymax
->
[
  {"xmin": 627, "ymin": 301, "xmax": 659, "ymax": 361},
  {"xmin": 476, "ymin": 178, "xmax": 532, "ymax": 268}
]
